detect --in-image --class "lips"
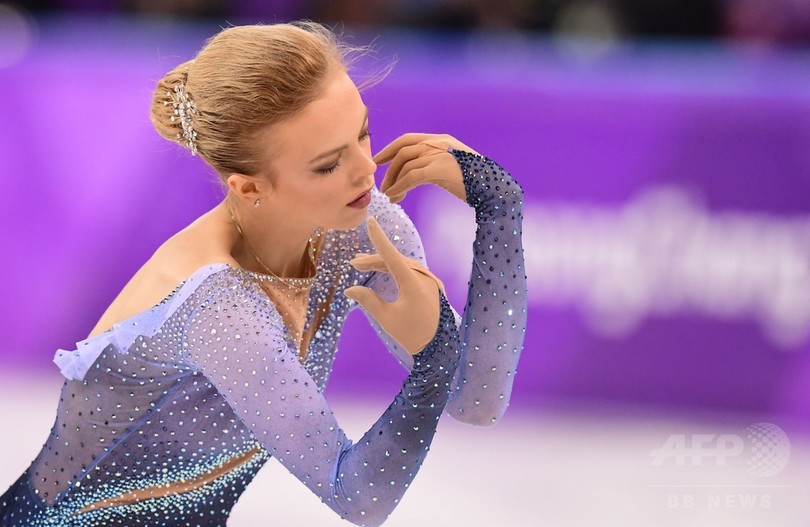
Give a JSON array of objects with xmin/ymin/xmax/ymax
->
[{"xmin": 347, "ymin": 187, "xmax": 373, "ymax": 208}]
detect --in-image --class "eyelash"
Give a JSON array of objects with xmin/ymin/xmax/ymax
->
[{"xmin": 316, "ymin": 129, "xmax": 372, "ymax": 174}]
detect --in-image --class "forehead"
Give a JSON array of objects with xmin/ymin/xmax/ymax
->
[{"xmin": 259, "ymin": 70, "xmax": 365, "ymax": 162}]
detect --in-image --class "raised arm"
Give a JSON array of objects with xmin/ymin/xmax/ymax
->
[
  {"xmin": 182, "ymin": 266, "xmax": 459, "ymax": 527},
  {"xmin": 444, "ymin": 148, "xmax": 526, "ymax": 424},
  {"xmin": 372, "ymin": 135, "xmax": 527, "ymax": 426}
]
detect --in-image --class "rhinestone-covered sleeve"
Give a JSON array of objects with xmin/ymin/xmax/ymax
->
[
  {"xmin": 183, "ymin": 272, "xmax": 461, "ymax": 527},
  {"xmin": 364, "ymin": 151, "xmax": 526, "ymax": 426},
  {"xmin": 444, "ymin": 149, "xmax": 527, "ymax": 425}
]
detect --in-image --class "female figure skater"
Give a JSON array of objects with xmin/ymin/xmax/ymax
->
[{"xmin": 0, "ymin": 22, "xmax": 526, "ymax": 527}]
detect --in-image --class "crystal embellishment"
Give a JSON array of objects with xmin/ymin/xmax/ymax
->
[{"xmin": 165, "ymin": 83, "xmax": 198, "ymax": 156}]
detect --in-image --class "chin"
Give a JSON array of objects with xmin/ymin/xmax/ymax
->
[{"xmin": 329, "ymin": 210, "xmax": 369, "ymax": 232}]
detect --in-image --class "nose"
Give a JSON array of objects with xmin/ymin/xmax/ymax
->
[
  {"xmin": 361, "ymin": 148, "xmax": 377, "ymax": 176},
  {"xmin": 352, "ymin": 144, "xmax": 377, "ymax": 182}
]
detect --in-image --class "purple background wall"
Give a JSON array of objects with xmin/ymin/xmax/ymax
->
[{"xmin": 1, "ymin": 17, "xmax": 809, "ymax": 429}]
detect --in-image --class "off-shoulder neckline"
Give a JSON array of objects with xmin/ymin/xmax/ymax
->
[
  {"xmin": 86, "ymin": 263, "xmax": 241, "ymax": 339},
  {"xmin": 87, "ymin": 255, "xmax": 328, "ymax": 342}
]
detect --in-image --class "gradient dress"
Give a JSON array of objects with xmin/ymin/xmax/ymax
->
[{"xmin": 0, "ymin": 150, "xmax": 526, "ymax": 527}]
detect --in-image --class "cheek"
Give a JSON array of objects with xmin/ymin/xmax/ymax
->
[
  {"xmin": 303, "ymin": 178, "xmax": 346, "ymax": 208},
  {"xmin": 276, "ymin": 170, "xmax": 351, "ymax": 215}
]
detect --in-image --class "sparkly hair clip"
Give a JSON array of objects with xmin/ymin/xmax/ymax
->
[{"xmin": 164, "ymin": 83, "xmax": 199, "ymax": 156}]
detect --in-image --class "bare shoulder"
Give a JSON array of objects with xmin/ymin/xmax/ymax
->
[{"xmin": 88, "ymin": 203, "xmax": 239, "ymax": 337}]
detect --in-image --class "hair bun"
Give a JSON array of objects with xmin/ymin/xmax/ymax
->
[
  {"xmin": 148, "ymin": 24, "xmax": 378, "ymax": 179},
  {"xmin": 150, "ymin": 60, "xmax": 195, "ymax": 150}
]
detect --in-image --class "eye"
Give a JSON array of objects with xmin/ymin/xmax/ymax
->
[
  {"xmin": 316, "ymin": 158, "xmax": 341, "ymax": 174},
  {"xmin": 359, "ymin": 129, "xmax": 371, "ymax": 142}
]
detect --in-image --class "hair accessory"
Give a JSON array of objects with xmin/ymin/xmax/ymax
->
[{"xmin": 164, "ymin": 83, "xmax": 199, "ymax": 156}]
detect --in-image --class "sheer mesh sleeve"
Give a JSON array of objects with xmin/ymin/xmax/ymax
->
[
  {"xmin": 360, "ymin": 150, "xmax": 527, "ymax": 426},
  {"xmin": 182, "ymin": 270, "xmax": 461, "ymax": 527},
  {"xmin": 446, "ymin": 149, "xmax": 527, "ymax": 425}
]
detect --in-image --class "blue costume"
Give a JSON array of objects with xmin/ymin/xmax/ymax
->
[{"xmin": 0, "ymin": 150, "xmax": 526, "ymax": 526}]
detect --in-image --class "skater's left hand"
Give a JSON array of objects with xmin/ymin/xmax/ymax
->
[{"xmin": 374, "ymin": 133, "xmax": 478, "ymax": 204}]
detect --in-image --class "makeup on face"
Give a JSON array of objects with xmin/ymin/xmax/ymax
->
[{"xmin": 346, "ymin": 187, "xmax": 373, "ymax": 209}]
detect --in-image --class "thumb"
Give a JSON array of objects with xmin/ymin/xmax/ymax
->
[{"xmin": 344, "ymin": 286, "xmax": 388, "ymax": 318}]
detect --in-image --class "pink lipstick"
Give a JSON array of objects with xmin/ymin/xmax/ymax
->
[{"xmin": 347, "ymin": 188, "xmax": 372, "ymax": 209}]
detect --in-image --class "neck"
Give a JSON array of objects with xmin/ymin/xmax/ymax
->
[{"xmin": 223, "ymin": 198, "xmax": 317, "ymax": 278}]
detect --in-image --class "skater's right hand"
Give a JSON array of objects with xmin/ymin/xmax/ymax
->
[{"xmin": 344, "ymin": 217, "xmax": 443, "ymax": 356}]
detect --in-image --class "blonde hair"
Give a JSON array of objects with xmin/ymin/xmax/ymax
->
[{"xmin": 150, "ymin": 22, "xmax": 367, "ymax": 178}]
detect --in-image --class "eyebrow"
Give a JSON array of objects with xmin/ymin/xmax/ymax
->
[{"xmin": 308, "ymin": 106, "xmax": 369, "ymax": 164}]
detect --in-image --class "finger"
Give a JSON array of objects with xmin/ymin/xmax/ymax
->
[
  {"xmin": 355, "ymin": 252, "xmax": 445, "ymax": 291},
  {"xmin": 383, "ymin": 155, "xmax": 435, "ymax": 199},
  {"xmin": 386, "ymin": 191, "xmax": 405, "ymax": 204},
  {"xmin": 385, "ymin": 174, "xmax": 430, "ymax": 204},
  {"xmin": 344, "ymin": 285, "xmax": 388, "ymax": 317},
  {"xmin": 351, "ymin": 252, "xmax": 380, "ymax": 263},
  {"xmin": 380, "ymin": 144, "xmax": 445, "ymax": 195},
  {"xmin": 379, "ymin": 143, "xmax": 428, "ymax": 194},
  {"xmin": 374, "ymin": 133, "xmax": 433, "ymax": 164},
  {"xmin": 365, "ymin": 217, "xmax": 416, "ymax": 290},
  {"xmin": 396, "ymin": 151, "xmax": 467, "ymax": 203},
  {"xmin": 350, "ymin": 253, "xmax": 387, "ymax": 273},
  {"xmin": 373, "ymin": 133, "xmax": 437, "ymax": 164}
]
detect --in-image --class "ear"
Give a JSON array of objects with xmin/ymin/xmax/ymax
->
[{"xmin": 226, "ymin": 173, "xmax": 268, "ymax": 204}]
